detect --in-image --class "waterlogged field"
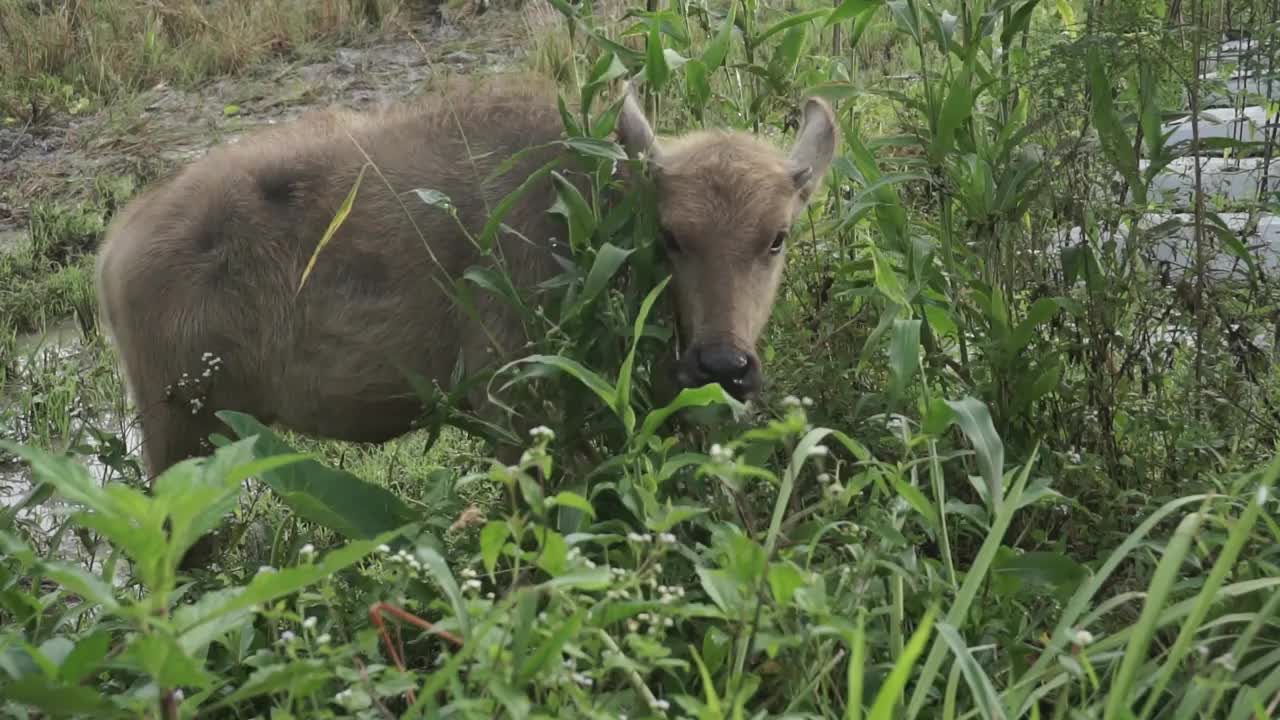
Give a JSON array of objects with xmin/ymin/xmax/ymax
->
[{"xmin": 1, "ymin": 0, "xmax": 1279, "ymax": 718}]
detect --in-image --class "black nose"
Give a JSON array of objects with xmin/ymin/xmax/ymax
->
[
  {"xmin": 696, "ymin": 344, "xmax": 752, "ymax": 382},
  {"xmin": 675, "ymin": 342, "xmax": 762, "ymax": 401}
]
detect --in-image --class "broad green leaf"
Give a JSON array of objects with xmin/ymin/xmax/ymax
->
[
  {"xmin": 549, "ymin": 170, "xmax": 596, "ymax": 252},
  {"xmin": 828, "ymin": 0, "xmax": 880, "ymax": 26},
  {"xmin": 540, "ymin": 566, "xmax": 613, "ymax": 591},
  {"xmin": 891, "ymin": 475, "xmax": 938, "ymax": 532},
  {"xmin": 991, "ymin": 550, "xmax": 1087, "ymax": 599},
  {"xmin": 419, "ymin": 544, "xmax": 472, "ymax": 637},
  {"xmin": 463, "ymin": 265, "xmax": 530, "ymax": 318},
  {"xmin": 206, "ymin": 660, "xmax": 330, "ymax": 711},
  {"xmin": 888, "ymin": 318, "xmax": 922, "ymax": 400},
  {"xmin": 501, "ymin": 354, "xmax": 617, "ymax": 419},
  {"xmin": 767, "ymin": 561, "xmax": 807, "ymax": 606},
  {"xmin": 174, "ymin": 586, "xmax": 257, "ymax": 655},
  {"xmin": 690, "ymin": 646, "xmax": 724, "ymax": 716},
  {"xmin": 846, "ymin": 610, "xmax": 868, "ymax": 720},
  {"xmin": 1087, "ymin": 47, "xmax": 1140, "ymax": 198},
  {"xmin": 635, "ymin": 383, "xmax": 742, "ymax": 447},
  {"xmin": 1055, "ymin": 0, "xmax": 1075, "ymax": 36},
  {"xmin": 217, "ymin": 411, "xmax": 416, "ymax": 540},
  {"xmin": 943, "ymin": 397, "xmax": 1004, "ymax": 506},
  {"xmin": 870, "ymin": 245, "xmax": 910, "ymax": 306},
  {"xmin": 0, "ymin": 440, "xmax": 104, "ymax": 514},
  {"xmin": 37, "ymin": 562, "xmax": 119, "ymax": 613},
  {"xmin": 120, "ymin": 633, "xmax": 216, "ymax": 690},
  {"xmin": 57, "ymin": 630, "xmax": 110, "ymax": 684},
  {"xmin": 686, "ymin": 59, "xmax": 711, "ymax": 118},
  {"xmin": 480, "ymin": 521, "xmax": 509, "ymax": 577},
  {"xmin": 479, "ymin": 157, "xmax": 562, "ymax": 250},
  {"xmin": 701, "ymin": 4, "xmax": 737, "ymax": 73},
  {"xmin": 0, "ymin": 677, "xmax": 122, "ymax": 716},
  {"xmin": 662, "ymin": 47, "xmax": 689, "ymax": 72},
  {"xmin": 566, "ymin": 242, "xmax": 633, "ymax": 322},
  {"xmin": 756, "ymin": 9, "xmax": 829, "ymax": 42},
  {"xmin": 887, "ymin": 0, "xmax": 922, "ymax": 45},
  {"xmin": 616, "ymin": 275, "xmax": 672, "ymax": 434},
  {"xmin": 768, "ymin": 25, "xmax": 809, "ymax": 84},
  {"xmin": 800, "ymin": 82, "xmax": 861, "ymax": 102},
  {"xmin": 646, "ymin": 22, "xmax": 670, "ymax": 91},
  {"xmin": 928, "ymin": 58, "xmax": 975, "ymax": 163},
  {"xmin": 1009, "ymin": 297, "xmax": 1067, "ymax": 353},
  {"xmin": 548, "ymin": 491, "xmax": 596, "ymax": 518}
]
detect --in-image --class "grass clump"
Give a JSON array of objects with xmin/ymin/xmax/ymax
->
[
  {"xmin": 0, "ymin": 0, "xmax": 417, "ymax": 120},
  {"xmin": 0, "ymin": 177, "xmax": 134, "ymax": 334}
]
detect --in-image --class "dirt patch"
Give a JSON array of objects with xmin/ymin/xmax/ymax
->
[{"xmin": 0, "ymin": 5, "xmax": 540, "ymax": 232}]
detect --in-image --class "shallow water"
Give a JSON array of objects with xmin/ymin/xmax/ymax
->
[{"xmin": 2, "ymin": 317, "xmax": 142, "ymax": 577}]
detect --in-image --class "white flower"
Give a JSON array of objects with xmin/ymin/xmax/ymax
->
[
  {"xmin": 572, "ymin": 671, "xmax": 593, "ymax": 687},
  {"xmin": 316, "ymin": 633, "xmax": 331, "ymax": 645},
  {"xmin": 807, "ymin": 444, "xmax": 829, "ymax": 458},
  {"xmin": 299, "ymin": 543, "xmax": 315, "ymax": 558},
  {"xmin": 709, "ymin": 444, "xmax": 734, "ymax": 463},
  {"xmin": 303, "ymin": 616, "xmax": 317, "ymax": 630},
  {"xmin": 529, "ymin": 425, "xmax": 555, "ymax": 440},
  {"xmin": 657, "ymin": 532, "xmax": 677, "ymax": 544},
  {"xmin": 652, "ymin": 699, "xmax": 670, "ymax": 711},
  {"xmin": 801, "ymin": 396, "xmax": 814, "ymax": 407},
  {"xmin": 278, "ymin": 631, "xmax": 295, "ymax": 645},
  {"xmin": 377, "ymin": 544, "xmax": 390, "ymax": 554},
  {"xmin": 782, "ymin": 395, "xmax": 801, "ymax": 408},
  {"xmin": 1073, "ymin": 629, "xmax": 1095, "ymax": 646}
]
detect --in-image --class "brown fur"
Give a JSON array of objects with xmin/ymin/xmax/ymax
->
[{"xmin": 95, "ymin": 70, "xmax": 839, "ymax": 490}]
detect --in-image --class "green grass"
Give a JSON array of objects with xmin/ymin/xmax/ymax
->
[
  {"xmin": 0, "ymin": 186, "xmax": 127, "ymax": 335},
  {"xmin": 2, "ymin": 0, "xmax": 1280, "ymax": 718}
]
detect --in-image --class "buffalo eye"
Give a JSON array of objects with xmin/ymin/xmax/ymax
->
[{"xmin": 769, "ymin": 230, "xmax": 787, "ymax": 256}]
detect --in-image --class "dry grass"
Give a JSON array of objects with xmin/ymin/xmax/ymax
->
[
  {"xmin": 519, "ymin": 0, "xmax": 638, "ymax": 86},
  {"xmin": 0, "ymin": 0, "xmax": 421, "ymax": 118}
]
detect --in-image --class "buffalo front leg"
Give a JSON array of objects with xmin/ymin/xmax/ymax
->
[{"xmin": 133, "ymin": 381, "xmax": 243, "ymax": 571}]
